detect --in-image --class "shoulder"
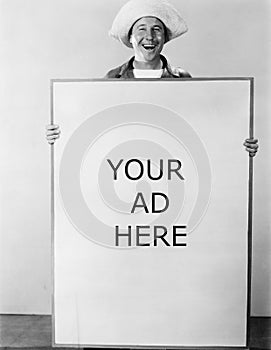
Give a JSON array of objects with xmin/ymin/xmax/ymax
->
[
  {"xmin": 160, "ymin": 55, "xmax": 191, "ymax": 78},
  {"xmin": 104, "ymin": 59, "xmax": 131, "ymax": 79},
  {"xmin": 104, "ymin": 65, "xmax": 123, "ymax": 79}
]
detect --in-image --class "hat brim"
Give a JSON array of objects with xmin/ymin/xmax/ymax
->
[{"xmin": 109, "ymin": 0, "xmax": 188, "ymax": 48}]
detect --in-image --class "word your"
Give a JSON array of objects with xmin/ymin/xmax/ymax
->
[{"xmin": 107, "ymin": 159, "xmax": 184, "ymax": 181}]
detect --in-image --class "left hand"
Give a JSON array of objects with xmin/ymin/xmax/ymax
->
[{"xmin": 243, "ymin": 138, "xmax": 259, "ymax": 157}]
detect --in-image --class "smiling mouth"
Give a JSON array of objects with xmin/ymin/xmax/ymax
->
[{"xmin": 142, "ymin": 44, "xmax": 156, "ymax": 51}]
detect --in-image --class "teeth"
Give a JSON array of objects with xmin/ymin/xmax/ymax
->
[{"xmin": 143, "ymin": 45, "xmax": 155, "ymax": 50}]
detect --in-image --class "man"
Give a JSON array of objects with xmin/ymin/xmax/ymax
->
[
  {"xmin": 105, "ymin": 0, "xmax": 191, "ymax": 79},
  {"xmin": 46, "ymin": 0, "xmax": 258, "ymax": 155}
]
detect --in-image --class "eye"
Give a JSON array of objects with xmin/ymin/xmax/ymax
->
[{"xmin": 136, "ymin": 26, "xmax": 146, "ymax": 31}]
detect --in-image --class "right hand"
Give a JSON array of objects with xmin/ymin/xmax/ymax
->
[
  {"xmin": 243, "ymin": 138, "xmax": 259, "ymax": 157},
  {"xmin": 46, "ymin": 124, "xmax": 60, "ymax": 144}
]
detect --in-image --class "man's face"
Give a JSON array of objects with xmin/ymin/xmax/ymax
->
[{"xmin": 130, "ymin": 17, "xmax": 166, "ymax": 62}]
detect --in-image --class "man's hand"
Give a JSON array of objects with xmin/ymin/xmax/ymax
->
[
  {"xmin": 243, "ymin": 138, "xmax": 259, "ymax": 157},
  {"xmin": 46, "ymin": 124, "xmax": 60, "ymax": 145}
]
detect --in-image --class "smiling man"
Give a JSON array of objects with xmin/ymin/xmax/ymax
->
[
  {"xmin": 105, "ymin": 0, "xmax": 191, "ymax": 79},
  {"xmin": 46, "ymin": 0, "xmax": 259, "ymax": 156}
]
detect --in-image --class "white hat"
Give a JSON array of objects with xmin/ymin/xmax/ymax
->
[{"xmin": 109, "ymin": 0, "xmax": 188, "ymax": 48}]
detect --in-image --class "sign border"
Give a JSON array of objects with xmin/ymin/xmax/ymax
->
[{"xmin": 50, "ymin": 77, "xmax": 254, "ymax": 349}]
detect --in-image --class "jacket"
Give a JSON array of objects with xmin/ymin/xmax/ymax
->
[{"xmin": 105, "ymin": 55, "xmax": 191, "ymax": 79}]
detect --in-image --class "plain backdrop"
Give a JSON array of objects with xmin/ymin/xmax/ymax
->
[{"xmin": 0, "ymin": 0, "xmax": 270, "ymax": 316}]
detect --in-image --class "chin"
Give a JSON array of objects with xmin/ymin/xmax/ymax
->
[{"xmin": 142, "ymin": 51, "xmax": 160, "ymax": 62}]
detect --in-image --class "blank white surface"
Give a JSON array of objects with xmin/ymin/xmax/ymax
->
[{"xmin": 54, "ymin": 80, "xmax": 249, "ymax": 347}]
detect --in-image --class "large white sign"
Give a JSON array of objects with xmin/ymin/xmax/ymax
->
[{"xmin": 52, "ymin": 79, "xmax": 252, "ymax": 348}]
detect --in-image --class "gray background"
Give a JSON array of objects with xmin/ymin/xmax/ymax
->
[{"xmin": 0, "ymin": 0, "xmax": 270, "ymax": 316}]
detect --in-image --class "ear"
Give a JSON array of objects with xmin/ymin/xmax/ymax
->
[{"xmin": 129, "ymin": 34, "xmax": 136, "ymax": 46}]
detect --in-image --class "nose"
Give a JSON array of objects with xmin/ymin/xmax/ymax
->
[{"xmin": 145, "ymin": 28, "xmax": 154, "ymax": 40}]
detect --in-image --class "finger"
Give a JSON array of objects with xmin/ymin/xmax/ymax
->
[
  {"xmin": 246, "ymin": 147, "xmax": 257, "ymax": 152},
  {"xmin": 246, "ymin": 147, "xmax": 257, "ymax": 155},
  {"xmin": 47, "ymin": 135, "xmax": 60, "ymax": 140},
  {"xmin": 245, "ymin": 138, "xmax": 258, "ymax": 144},
  {"xmin": 47, "ymin": 134, "xmax": 60, "ymax": 140},
  {"xmin": 245, "ymin": 144, "xmax": 259, "ymax": 150},
  {"xmin": 46, "ymin": 130, "xmax": 61, "ymax": 136},
  {"xmin": 48, "ymin": 140, "xmax": 55, "ymax": 145},
  {"xmin": 243, "ymin": 141, "xmax": 259, "ymax": 147},
  {"xmin": 248, "ymin": 150, "xmax": 257, "ymax": 154},
  {"xmin": 46, "ymin": 124, "xmax": 59, "ymax": 130},
  {"xmin": 249, "ymin": 152, "xmax": 256, "ymax": 157}
]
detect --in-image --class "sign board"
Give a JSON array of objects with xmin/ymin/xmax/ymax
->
[{"xmin": 52, "ymin": 79, "xmax": 253, "ymax": 348}]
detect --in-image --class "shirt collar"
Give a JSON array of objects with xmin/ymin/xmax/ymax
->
[{"xmin": 119, "ymin": 55, "xmax": 180, "ymax": 79}]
